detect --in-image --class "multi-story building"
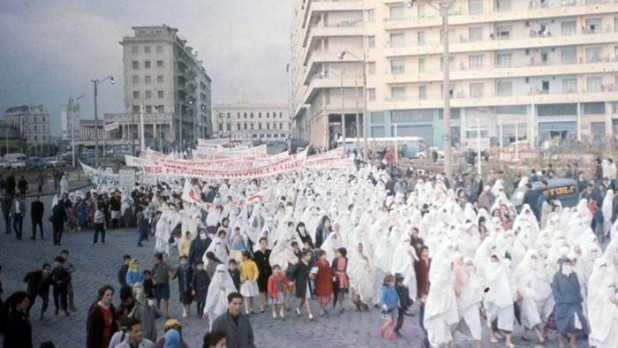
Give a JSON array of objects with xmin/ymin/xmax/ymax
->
[
  {"xmin": 212, "ymin": 94, "xmax": 292, "ymax": 142},
  {"xmin": 291, "ymin": 0, "xmax": 618, "ymax": 149},
  {"xmin": 119, "ymin": 25, "xmax": 212, "ymax": 150},
  {"xmin": 61, "ymin": 97, "xmax": 82, "ymax": 141},
  {"xmin": 3, "ymin": 105, "xmax": 51, "ymax": 146}
]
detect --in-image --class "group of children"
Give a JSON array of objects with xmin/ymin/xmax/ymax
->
[{"xmin": 379, "ymin": 273, "xmax": 414, "ymax": 342}]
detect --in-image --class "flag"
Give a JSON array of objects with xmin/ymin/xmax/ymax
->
[{"xmin": 182, "ymin": 181, "xmax": 213, "ymax": 212}]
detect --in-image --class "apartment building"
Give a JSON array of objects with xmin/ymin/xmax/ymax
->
[
  {"xmin": 212, "ymin": 94, "xmax": 292, "ymax": 142},
  {"xmin": 3, "ymin": 105, "xmax": 51, "ymax": 145},
  {"xmin": 119, "ymin": 25, "xmax": 212, "ymax": 150},
  {"xmin": 291, "ymin": 0, "xmax": 618, "ymax": 149}
]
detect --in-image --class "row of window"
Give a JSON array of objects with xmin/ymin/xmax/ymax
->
[
  {"xmin": 386, "ymin": 76, "xmax": 612, "ymax": 101},
  {"xmin": 386, "ymin": 45, "xmax": 618, "ymax": 74},
  {"xmin": 217, "ymin": 130, "xmax": 287, "ymax": 139},
  {"xmin": 132, "ymin": 75, "xmax": 165, "ymax": 84},
  {"xmin": 131, "ymin": 45, "xmax": 164, "ymax": 54},
  {"xmin": 217, "ymin": 122, "xmax": 288, "ymax": 131},
  {"xmin": 216, "ymin": 111, "xmax": 287, "ymax": 120},
  {"xmin": 132, "ymin": 60, "xmax": 164, "ymax": 69},
  {"xmin": 132, "ymin": 90, "xmax": 165, "ymax": 100}
]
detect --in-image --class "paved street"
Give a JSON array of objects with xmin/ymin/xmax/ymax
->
[{"xmin": 0, "ymin": 193, "xmax": 585, "ymax": 348}]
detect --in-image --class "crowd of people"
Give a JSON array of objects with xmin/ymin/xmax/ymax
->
[{"xmin": 0, "ymin": 152, "xmax": 617, "ymax": 348}]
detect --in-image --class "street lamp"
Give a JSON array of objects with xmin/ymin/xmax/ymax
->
[
  {"xmin": 338, "ymin": 50, "xmax": 369, "ymax": 161},
  {"xmin": 406, "ymin": 0, "xmax": 453, "ymax": 178},
  {"xmin": 91, "ymin": 75, "xmax": 115, "ymax": 168}
]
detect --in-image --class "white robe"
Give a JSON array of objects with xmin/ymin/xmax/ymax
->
[{"xmin": 204, "ymin": 265, "xmax": 237, "ymax": 329}]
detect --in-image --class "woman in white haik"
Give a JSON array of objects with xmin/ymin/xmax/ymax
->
[
  {"xmin": 423, "ymin": 258, "xmax": 459, "ymax": 348},
  {"xmin": 453, "ymin": 257, "xmax": 483, "ymax": 348},
  {"xmin": 514, "ymin": 249, "xmax": 550, "ymax": 345},
  {"xmin": 348, "ymin": 241, "xmax": 374, "ymax": 311},
  {"xmin": 203, "ymin": 264, "xmax": 237, "ymax": 329},
  {"xmin": 588, "ymin": 277, "xmax": 618, "ymax": 348},
  {"xmin": 483, "ymin": 252, "xmax": 515, "ymax": 347},
  {"xmin": 154, "ymin": 206, "xmax": 172, "ymax": 256},
  {"xmin": 391, "ymin": 233, "xmax": 418, "ymax": 300}
]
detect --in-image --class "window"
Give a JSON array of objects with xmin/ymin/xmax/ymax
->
[
  {"xmin": 468, "ymin": 0, "xmax": 483, "ymax": 14},
  {"xmin": 586, "ymin": 47, "xmax": 603, "ymax": 63},
  {"xmin": 250, "ymin": 123, "xmax": 254, "ymax": 130},
  {"xmin": 133, "ymin": 91, "xmax": 139, "ymax": 99},
  {"xmin": 496, "ymin": 80, "xmax": 512, "ymax": 96},
  {"xmin": 244, "ymin": 113, "xmax": 247, "ymax": 119},
  {"xmin": 144, "ymin": 75, "xmax": 151, "ymax": 84},
  {"xmin": 561, "ymin": 20, "xmax": 576, "ymax": 35},
  {"xmin": 132, "ymin": 75, "xmax": 139, "ymax": 84},
  {"xmin": 145, "ymin": 91, "xmax": 152, "ymax": 99},
  {"xmin": 131, "ymin": 46, "xmax": 139, "ymax": 54},
  {"xmin": 496, "ymin": 53, "xmax": 512, "ymax": 68},
  {"xmin": 132, "ymin": 61, "xmax": 139, "ymax": 69},
  {"xmin": 615, "ymin": 16, "xmax": 618, "ymax": 32},
  {"xmin": 469, "ymin": 27, "xmax": 483, "ymax": 42},
  {"xmin": 417, "ymin": 4, "xmax": 426, "ymax": 18},
  {"xmin": 586, "ymin": 76, "xmax": 603, "ymax": 92},
  {"xmin": 367, "ymin": 88, "xmax": 376, "ymax": 101},
  {"xmin": 156, "ymin": 45, "xmax": 163, "ymax": 53},
  {"xmin": 418, "ymin": 58, "xmax": 426, "ymax": 73},
  {"xmin": 585, "ymin": 18, "xmax": 602, "ymax": 34},
  {"xmin": 419, "ymin": 85, "xmax": 427, "ymax": 100},
  {"xmin": 266, "ymin": 113, "xmax": 270, "ymax": 118},
  {"xmin": 133, "ymin": 105, "xmax": 141, "ymax": 113},
  {"xmin": 144, "ymin": 46, "xmax": 151, "ymax": 53},
  {"xmin": 367, "ymin": 62, "xmax": 376, "ymax": 75},
  {"xmin": 496, "ymin": 0, "xmax": 511, "ymax": 12},
  {"xmin": 146, "ymin": 105, "xmax": 152, "ymax": 113},
  {"xmin": 562, "ymin": 47, "xmax": 577, "ymax": 64},
  {"xmin": 258, "ymin": 123, "xmax": 262, "ymax": 130},
  {"xmin": 237, "ymin": 124, "xmax": 241, "ymax": 131},
  {"xmin": 390, "ymin": 33, "xmax": 405, "ymax": 48},
  {"xmin": 389, "ymin": 6, "xmax": 404, "ymax": 20},
  {"xmin": 157, "ymin": 60, "xmax": 163, "ymax": 67},
  {"xmin": 157, "ymin": 105, "xmax": 164, "ymax": 112},
  {"xmin": 266, "ymin": 123, "xmax": 270, "ymax": 130},
  {"xmin": 391, "ymin": 86, "xmax": 406, "ymax": 100},
  {"xmin": 391, "ymin": 59, "xmax": 406, "ymax": 74},
  {"xmin": 158, "ymin": 91, "xmax": 164, "ymax": 99},
  {"xmin": 157, "ymin": 75, "xmax": 164, "ymax": 83},
  {"xmin": 144, "ymin": 61, "xmax": 151, "ymax": 69},
  {"xmin": 541, "ymin": 80, "xmax": 550, "ymax": 94},
  {"xmin": 279, "ymin": 123, "xmax": 284, "ymax": 129},
  {"xmin": 563, "ymin": 78, "xmax": 577, "ymax": 93},
  {"xmin": 496, "ymin": 25, "xmax": 511, "ymax": 40},
  {"xmin": 417, "ymin": 31, "xmax": 426, "ymax": 46},
  {"xmin": 367, "ymin": 36, "xmax": 375, "ymax": 48},
  {"xmin": 470, "ymin": 83, "xmax": 484, "ymax": 98},
  {"xmin": 440, "ymin": 57, "xmax": 454, "ymax": 71},
  {"xmin": 258, "ymin": 112, "xmax": 262, "ymax": 118},
  {"xmin": 469, "ymin": 55, "xmax": 483, "ymax": 70},
  {"xmin": 366, "ymin": 9, "xmax": 375, "ymax": 22}
]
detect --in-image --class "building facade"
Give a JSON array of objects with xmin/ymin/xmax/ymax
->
[
  {"xmin": 3, "ymin": 105, "xmax": 51, "ymax": 146},
  {"xmin": 119, "ymin": 25, "xmax": 212, "ymax": 150},
  {"xmin": 61, "ymin": 98, "xmax": 82, "ymax": 141},
  {"xmin": 212, "ymin": 95, "xmax": 292, "ymax": 142},
  {"xmin": 291, "ymin": 0, "xmax": 618, "ymax": 149}
]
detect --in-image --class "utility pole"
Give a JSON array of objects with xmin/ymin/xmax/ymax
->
[
  {"xmin": 91, "ymin": 75, "xmax": 114, "ymax": 168},
  {"xmin": 340, "ymin": 69, "xmax": 346, "ymax": 154}
]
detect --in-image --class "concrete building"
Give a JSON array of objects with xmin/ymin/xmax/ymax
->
[
  {"xmin": 291, "ymin": 0, "xmax": 618, "ymax": 149},
  {"xmin": 61, "ymin": 97, "xmax": 82, "ymax": 141},
  {"xmin": 119, "ymin": 25, "xmax": 212, "ymax": 150},
  {"xmin": 3, "ymin": 105, "xmax": 51, "ymax": 146},
  {"xmin": 212, "ymin": 93, "xmax": 292, "ymax": 142}
]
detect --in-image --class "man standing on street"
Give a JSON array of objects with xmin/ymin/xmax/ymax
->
[
  {"xmin": 51, "ymin": 198, "xmax": 67, "ymax": 246},
  {"xmin": 17, "ymin": 175, "xmax": 28, "ymax": 196},
  {"xmin": 2, "ymin": 194, "xmax": 12, "ymax": 235},
  {"xmin": 30, "ymin": 195, "xmax": 45, "ymax": 240},
  {"xmin": 10, "ymin": 194, "xmax": 26, "ymax": 240},
  {"xmin": 152, "ymin": 252, "xmax": 172, "ymax": 317},
  {"xmin": 60, "ymin": 249, "xmax": 77, "ymax": 312},
  {"xmin": 50, "ymin": 256, "xmax": 71, "ymax": 316},
  {"xmin": 23, "ymin": 263, "xmax": 52, "ymax": 319},
  {"xmin": 211, "ymin": 292, "xmax": 255, "ymax": 348}
]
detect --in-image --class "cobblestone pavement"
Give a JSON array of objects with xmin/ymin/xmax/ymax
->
[{"xmin": 0, "ymin": 194, "xmax": 588, "ymax": 347}]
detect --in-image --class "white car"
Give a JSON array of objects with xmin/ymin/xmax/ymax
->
[
  {"xmin": 8, "ymin": 159, "xmax": 26, "ymax": 169},
  {"xmin": 0, "ymin": 160, "xmax": 11, "ymax": 169}
]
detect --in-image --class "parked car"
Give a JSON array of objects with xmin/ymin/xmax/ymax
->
[
  {"xmin": 43, "ymin": 157, "xmax": 61, "ymax": 167},
  {"xmin": 26, "ymin": 157, "xmax": 45, "ymax": 168},
  {"xmin": 8, "ymin": 159, "xmax": 26, "ymax": 169},
  {"xmin": 0, "ymin": 160, "xmax": 11, "ymax": 169}
]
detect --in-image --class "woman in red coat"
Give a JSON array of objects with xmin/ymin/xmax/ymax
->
[{"xmin": 314, "ymin": 250, "xmax": 333, "ymax": 316}]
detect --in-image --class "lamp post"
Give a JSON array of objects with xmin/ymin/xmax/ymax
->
[
  {"xmin": 338, "ymin": 50, "xmax": 368, "ymax": 161},
  {"xmin": 91, "ymin": 75, "xmax": 115, "ymax": 168},
  {"xmin": 406, "ymin": 0, "xmax": 453, "ymax": 178}
]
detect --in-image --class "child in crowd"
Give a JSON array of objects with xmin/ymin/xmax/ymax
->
[
  {"xmin": 379, "ymin": 274, "xmax": 400, "ymax": 342},
  {"xmin": 394, "ymin": 273, "xmax": 413, "ymax": 338},
  {"xmin": 191, "ymin": 260, "xmax": 210, "ymax": 318},
  {"xmin": 228, "ymin": 259, "xmax": 241, "ymax": 292},
  {"xmin": 239, "ymin": 251, "xmax": 260, "ymax": 315},
  {"xmin": 267, "ymin": 264, "xmax": 289, "ymax": 319}
]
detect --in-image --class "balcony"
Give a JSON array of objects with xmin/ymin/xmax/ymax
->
[
  {"xmin": 384, "ymin": 30, "xmax": 618, "ymax": 57},
  {"xmin": 302, "ymin": 75, "xmax": 363, "ymax": 104},
  {"xmin": 303, "ymin": 22, "xmax": 364, "ymax": 48},
  {"xmin": 382, "ymin": 1, "xmax": 618, "ymax": 30},
  {"xmin": 301, "ymin": 0, "xmax": 364, "ymax": 29},
  {"xmin": 383, "ymin": 60, "xmax": 618, "ymax": 84},
  {"xmin": 302, "ymin": 50, "xmax": 361, "ymax": 84},
  {"xmin": 379, "ymin": 89, "xmax": 618, "ymax": 110}
]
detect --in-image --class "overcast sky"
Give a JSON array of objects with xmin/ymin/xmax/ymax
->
[{"xmin": 0, "ymin": 0, "xmax": 294, "ymax": 136}]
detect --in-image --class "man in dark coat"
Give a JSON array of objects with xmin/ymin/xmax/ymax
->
[
  {"xmin": 1, "ymin": 194, "xmax": 12, "ymax": 235},
  {"xmin": 211, "ymin": 292, "xmax": 256, "ymax": 348},
  {"xmin": 5, "ymin": 174, "xmax": 16, "ymax": 196},
  {"xmin": 23, "ymin": 263, "xmax": 52, "ymax": 319},
  {"xmin": 51, "ymin": 199, "xmax": 67, "ymax": 246},
  {"xmin": 30, "ymin": 195, "xmax": 45, "ymax": 240},
  {"xmin": 17, "ymin": 176, "xmax": 28, "ymax": 196},
  {"xmin": 522, "ymin": 183, "xmax": 539, "ymax": 217},
  {"xmin": 50, "ymin": 256, "xmax": 71, "ymax": 316},
  {"xmin": 2, "ymin": 291, "xmax": 32, "ymax": 348}
]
